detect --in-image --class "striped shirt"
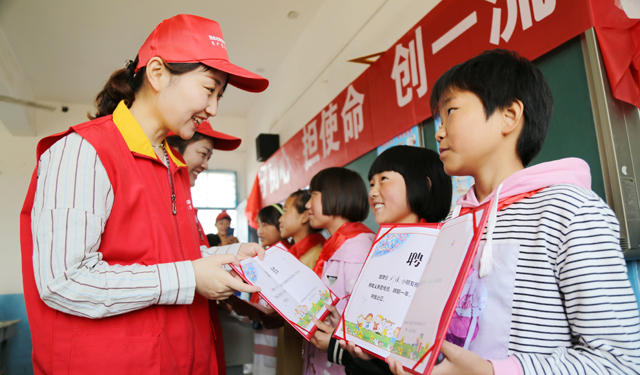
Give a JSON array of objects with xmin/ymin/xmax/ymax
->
[
  {"xmin": 490, "ymin": 184, "xmax": 640, "ymax": 374},
  {"xmin": 31, "ymin": 132, "xmax": 240, "ymax": 319}
]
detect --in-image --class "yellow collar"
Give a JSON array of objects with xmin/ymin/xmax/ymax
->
[{"xmin": 113, "ymin": 101, "xmax": 186, "ymax": 167}]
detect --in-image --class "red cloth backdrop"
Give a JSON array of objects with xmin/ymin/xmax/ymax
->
[{"xmin": 246, "ymin": 0, "xmax": 640, "ymax": 227}]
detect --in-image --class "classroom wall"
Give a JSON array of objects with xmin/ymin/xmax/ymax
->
[{"xmin": 243, "ymin": 0, "xmax": 440, "ymax": 197}]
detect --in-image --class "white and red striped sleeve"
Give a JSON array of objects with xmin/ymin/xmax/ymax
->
[{"xmin": 31, "ymin": 132, "xmax": 196, "ymax": 319}]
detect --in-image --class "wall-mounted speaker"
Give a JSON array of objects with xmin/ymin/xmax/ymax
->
[{"xmin": 256, "ymin": 133, "xmax": 280, "ymax": 162}]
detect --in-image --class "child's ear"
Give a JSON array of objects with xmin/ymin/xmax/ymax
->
[
  {"xmin": 300, "ymin": 210, "xmax": 310, "ymax": 225},
  {"xmin": 501, "ymin": 99, "xmax": 525, "ymax": 136}
]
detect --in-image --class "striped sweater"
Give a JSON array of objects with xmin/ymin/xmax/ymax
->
[{"xmin": 484, "ymin": 183, "xmax": 640, "ymax": 374}]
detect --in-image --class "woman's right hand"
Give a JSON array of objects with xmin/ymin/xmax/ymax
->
[{"xmin": 192, "ymin": 254, "xmax": 260, "ymax": 300}]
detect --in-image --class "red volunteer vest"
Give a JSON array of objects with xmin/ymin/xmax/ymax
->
[{"xmin": 20, "ymin": 112, "xmax": 217, "ymax": 374}]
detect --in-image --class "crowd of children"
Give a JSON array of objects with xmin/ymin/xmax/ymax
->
[{"xmin": 226, "ymin": 49, "xmax": 640, "ymax": 375}]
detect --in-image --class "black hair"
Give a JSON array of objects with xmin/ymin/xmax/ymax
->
[
  {"xmin": 257, "ymin": 204, "xmax": 282, "ymax": 227},
  {"xmin": 309, "ymin": 167, "xmax": 369, "ymax": 223},
  {"xmin": 288, "ymin": 189, "xmax": 312, "ymax": 214},
  {"xmin": 368, "ymin": 146, "xmax": 452, "ymax": 223},
  {"xmin": 430, "ymin": 49, "xmax": 553, "ymax": 166},
  {"xmin": 166, "ymin": 132, "xmax": 214, "ymax": 155},
  {"xmin": 91, "ymin": 55, "xmax": 218, "ymax": 119},
  {"xmin": 287, "ymin": 189, "xmax": 322, "ymax": 233}
]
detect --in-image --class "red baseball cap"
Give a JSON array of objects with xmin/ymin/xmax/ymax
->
[
  {"xmin": 216, "ymin": 210, "xmax": 232, "ymax": 222},
  {"xmin": 136, "ymin": 14, "xmax": 268, "ymax": 93},
  {"xmin": 167, "ymin": 119, "xmax": 242, "ymax": 151}
]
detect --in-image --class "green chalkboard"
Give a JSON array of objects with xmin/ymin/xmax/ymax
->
[{"xmin": 421, "ymin": 36, "xmax": 605, "ymax": 200}]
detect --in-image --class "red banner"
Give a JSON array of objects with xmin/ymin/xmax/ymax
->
[{"xmin": 246, "ymin": 0, "xmax": 639, "ymax": 226}]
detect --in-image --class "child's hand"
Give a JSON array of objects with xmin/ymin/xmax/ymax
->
[
  {"xmin": 326, "ymin": 304, "xmax": 341, "ymax": 327},
  {"xmin": 310, "ymin": 317, "xmax": 335, "ymax": 352},
  {"xmin": 430, "ymin": 341, "xmax": 493, "ymax": 375},
  {"xmin": 386, "ymin": 357, "xmax": 407, "ymax": 375},
  {"xmin": 339, "ymin": 340, "xmax": 373, "ymax": 361},
  {"xmin": 386, "ymin": 341, "xmax": 494, "ymax": 375}
]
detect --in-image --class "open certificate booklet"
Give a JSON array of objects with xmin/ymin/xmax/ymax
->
[
  {"xmin": 334, "ymin": 202, "xmax": 492, "ymax": 375},
  {"xmin": 231, "ymin": 243, "xmax": 339, "ymax": 341}
]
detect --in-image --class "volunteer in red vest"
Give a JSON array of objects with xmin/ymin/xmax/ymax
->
[
  {"xmin": 20, "ymin": 14, "xmax": 268, "ymax": 375},
  {"xmin": 166, "ymin": 119, "xmax": 242, "ymax": 375}
]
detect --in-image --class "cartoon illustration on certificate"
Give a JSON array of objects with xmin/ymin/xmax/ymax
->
[
  {"xmin": 336, "ymin": 205, "xmax": 492, "ymax": 375},
  {"xmin": 232, "ymin": 243, "xmax": 338, "ymax": 339}
]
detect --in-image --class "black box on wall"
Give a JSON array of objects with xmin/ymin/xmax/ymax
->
[{"xmin": 256, "ymin": 134, "xmax": 280, "ymax": 162}]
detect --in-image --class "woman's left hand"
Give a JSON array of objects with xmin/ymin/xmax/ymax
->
[
  {"xmin": 386, "ymin": 341, "xmax": 493, "ymax": 375},
  {"xmin": 310, "ymin": 316, "xmax": 336, "ymax": 352},
  {"xmin": 237, "ymin": 242, "xmax": 265, "ymax": 260}
]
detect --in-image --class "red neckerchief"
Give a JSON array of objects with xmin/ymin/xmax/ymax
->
[
  {"xmin": 289, "ymin": 233, "xmax": 326, "ymax": 260},
  {"xmin": 313, "ymin": 222, "xmax": 373, "ymax": 277},
  {"xmin": 459, "ymin": 188, "xmax": 545, "ymax": 216}
]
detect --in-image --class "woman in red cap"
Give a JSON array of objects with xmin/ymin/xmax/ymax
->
[
  {"xmin": 20, "ymin": 14, "xmax": 268, "ymax": 375},
  {"xmin": 167, "ymin": 120, "xmax": 241, "ymax": 375}
]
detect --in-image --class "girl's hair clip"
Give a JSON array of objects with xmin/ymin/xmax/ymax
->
[{"xmin": 124, "ymin": 60, "xmax": 134, "ymax": 69}]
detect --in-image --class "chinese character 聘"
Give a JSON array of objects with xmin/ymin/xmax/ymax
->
[
  {"xmin": 302, "ymin": 120, "xmax": 320, "ymax": 171},
  {"xmin": 390, "ymin": 26, "xmax": 427, "ymax": 108},
  {"xmin": 341, "ymin": 85, "xmax": 365, "ymax": 143},
  {"xmin": 319, "ymin": 103, "xmax": 340, "ymax": 157},
  {"xmin": 406, "ymin": 252, "xmax": 423, "ymax": 267}
]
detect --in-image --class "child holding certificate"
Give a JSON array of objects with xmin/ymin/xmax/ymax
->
[
  {"xmin": 253, "ymin": 204, "xmax": 286, "ymax": 375},
  {"xmin": 382, "ymin": 50, "xmax": 640, "ymax": 374},
  {"xmin": 326, "ymin": 146, "xmax": 453, "ymax": 374},
  {"xmin": 276, "ymin": 190, "xmax": 326, "ymax": 375},
  {"xmin": 303, "ymin": 167, "xmax": 375, "ymax": 375}
]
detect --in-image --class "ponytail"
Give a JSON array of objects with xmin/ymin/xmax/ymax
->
[
  {"xmin": 90, "ymin": 56, "xmax": 144, "ymax": 119},
  {"xmin": 90, "ymin": 56, "xmax": 209, "ymax": 120}
]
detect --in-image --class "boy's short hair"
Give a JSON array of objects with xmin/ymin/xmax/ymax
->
[
  {"xmin": 430, "ymin": 49, "xmax": 553, "ymax": 166},
  {"xmin": 368, "ymin": 146, "xmax": 452, "ymax": 223},
  {"xmin": 309, "ymin": 167, "xmax": 369, "ymax": 223},
  {"xmin": 257, "ymin": 204, "xmax": 282, "ymax": 227}
]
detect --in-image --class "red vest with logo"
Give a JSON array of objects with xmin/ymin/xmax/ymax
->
[{"xmin": 20, "ymin": 115, "xmax": 217, "ymax": 375}]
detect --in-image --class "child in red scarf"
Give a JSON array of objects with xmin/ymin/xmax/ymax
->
[
  {"xmin": 276, "ymin": 190, "xmax": 326, "ymax": 375},
  {"xmin": 303, "ymin": 167, "xmax": 375, "ymax": 375}
]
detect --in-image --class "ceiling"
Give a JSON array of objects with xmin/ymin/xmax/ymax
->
[{"xmin": 0, "ymin": 0, "xmax": 326, "ymax": 117}]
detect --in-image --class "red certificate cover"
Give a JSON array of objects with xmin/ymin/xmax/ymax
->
[
  {"xmin": 231, "ymin": 243, "xmax": 339, "ymax": 341},
  {"xmin": 333, "ymin": 201, "xmax": 492, "ymax": 374}
]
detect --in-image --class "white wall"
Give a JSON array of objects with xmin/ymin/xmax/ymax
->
[
  {"xmin": 243, "ymin": 0, "xmax": 440, "ymax": 196},
  {"xmin": 0, "ymin": 102, "xmax": 93, "ymax": 294}
]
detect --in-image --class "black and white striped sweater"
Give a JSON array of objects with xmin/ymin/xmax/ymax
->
[{"xmin": 489, "ymin": 183, "xmax": 640, "ymax": 374}]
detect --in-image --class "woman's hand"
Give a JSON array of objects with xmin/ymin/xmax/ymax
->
[
  {"xmin": 192, "ymin": 254, "xmax": 260, "ymax": 299},
  {"xmin": 386, "ymin": 341, "xmax": 493, "ymax": 375},
  {"xmin": 237, "ymin": 243, "xmax": 265, "ymax": 261},
  {"xmin": 339, "ymin": 340, "xmax": 374, "ymax": 361},
  {"xmin": 310, "ymin": 316, "xmax": 336, "ymax": 352}
]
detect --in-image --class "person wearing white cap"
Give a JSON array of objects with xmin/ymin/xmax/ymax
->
[{"xmin": 20, "ymin": 14, "xmax": 267, "ymax": 375}]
